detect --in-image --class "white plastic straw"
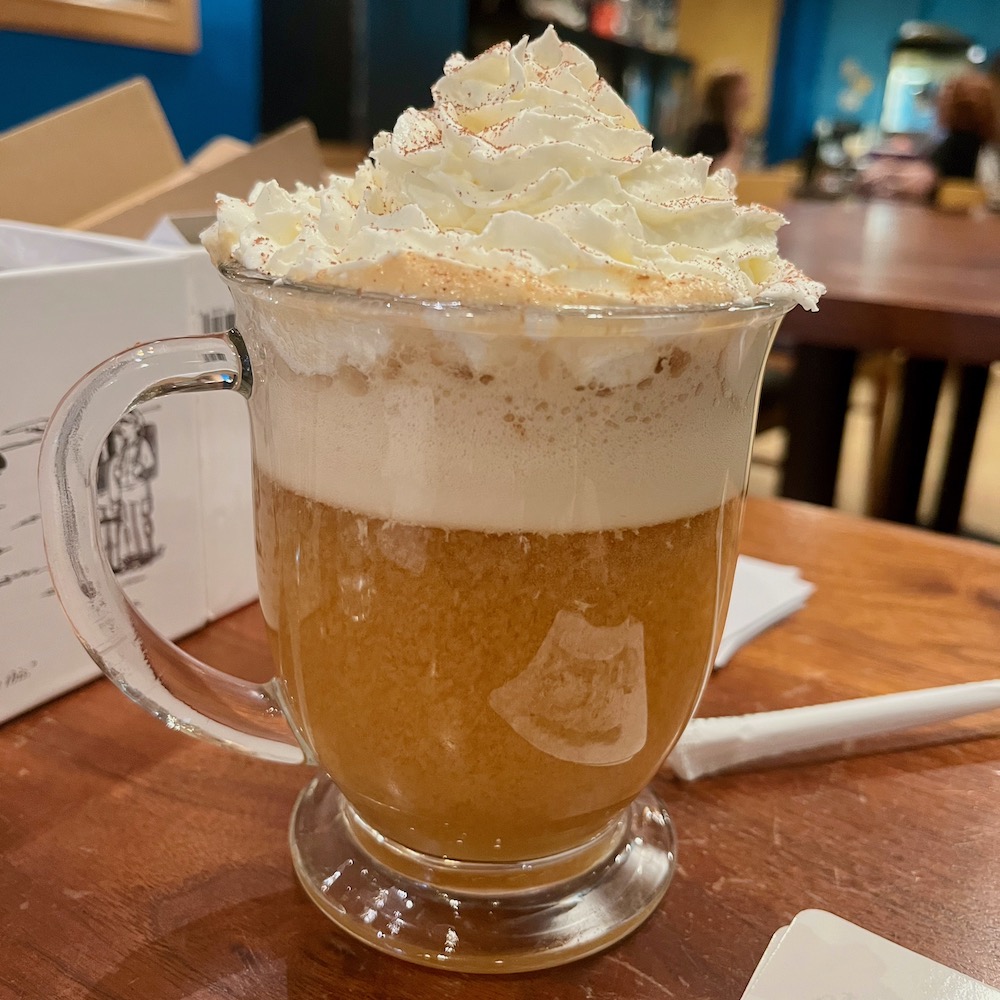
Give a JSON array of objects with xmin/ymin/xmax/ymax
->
[{"xmin": 668, "ymin": 680, "xmax": 1000, "ymax": 781}]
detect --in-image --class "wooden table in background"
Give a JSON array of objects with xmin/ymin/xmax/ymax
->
[
  {"xmin": 3, "ymin": 498, "xmax": 1000, "ymax": 1000},
  {"xmin": 776, "ymin": 199, "xmax": 1000, "ymax": 529},
  {"xmin": 320, "ymin": 141, "xmax": 368, "ymax": 177}
]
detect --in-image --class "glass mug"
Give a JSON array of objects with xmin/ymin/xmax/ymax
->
[{"xmin": 39, "ymin": 268, "xmax": 788, "ymax": 972}]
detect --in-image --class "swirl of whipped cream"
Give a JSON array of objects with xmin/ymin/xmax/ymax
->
[{"xmin": 203, "ymin": 27, "xmax": 822, "ymax": 309}]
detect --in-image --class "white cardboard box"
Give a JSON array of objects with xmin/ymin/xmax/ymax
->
[
  {"xmin": 0, "ymin": 220, "xmax": 257, "ymax": 723},
  {"xmin": 146, "ymin": 212, "xmax": 258, "ymax": 620}
]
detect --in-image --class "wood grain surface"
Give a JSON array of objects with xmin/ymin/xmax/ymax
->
[
  {"xmin": 2, "ymin": 498, "xmax": 999, "ymax": 1000},
  {"xmin": 778, "ymin": 200, "xmax": 1000, "ymax": 365}
]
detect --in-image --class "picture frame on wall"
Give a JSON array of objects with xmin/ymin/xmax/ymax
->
[{"xmin": 0, "ymin": 0, "xmax": 200, "ymax": 55}]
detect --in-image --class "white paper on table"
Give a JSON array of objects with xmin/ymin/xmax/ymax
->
[
  {"xmin": 716, "ymin": 555, "xmax": 815, "ymax": 667},
  {"xmin": 741, "ymin": 909, "xmax": 1000, "ymax": 999}
]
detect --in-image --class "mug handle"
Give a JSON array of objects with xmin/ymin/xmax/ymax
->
[{"xmin": 37, "ymin": 332, "xmax": 305, "ymax": 765}]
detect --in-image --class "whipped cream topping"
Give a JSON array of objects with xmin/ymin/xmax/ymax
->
[{"xmin": 204, "ymin": 27, "xmax": 822, "ymax": 310}]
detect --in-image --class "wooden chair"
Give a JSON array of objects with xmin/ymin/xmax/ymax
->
[
  {"xmin": 735, "ymin": 166, "xmax": 800, "ymax": 209},
  {"xmin": 936, "ymin": 179, "xmax": 987, "ymax": 212}
]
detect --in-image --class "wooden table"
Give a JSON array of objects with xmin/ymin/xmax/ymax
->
[
  {"xmin": 3, "ymin": 498, "xmax": 1000, "ymax": 999},
  {"xmin": 776, "ymin": 199, "xmax": 1000, "ymax": 529}
]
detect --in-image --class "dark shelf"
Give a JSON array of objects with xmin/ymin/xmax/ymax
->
[{"xmin": 519, "ymin": 15, "xmax": 692, "ymax": 68}]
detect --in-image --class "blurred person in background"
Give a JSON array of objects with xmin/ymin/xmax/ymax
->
[
  {"xmin": 687, "ymin": 70, "xmax": 751, "ymax": 173},
  {"xmin": 931, "ymin": 71, "xmax": 996, "ymax": 181},
  {"xmin": 974, "ymin": 54, "xmax": 1000, "ymax": 207},
  {"xmin": 858, "ymin": 70, "xmax": 996, "ymax": 201},
  {"xmin": 987, "ymin": 51, "xmax": 1000, "ymax": 117}
]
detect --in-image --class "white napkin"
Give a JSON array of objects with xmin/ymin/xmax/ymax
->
[
  {"xmin": 742, "ymin": 910, "xmax": 1000, "ymax": 999},
  {"xmin": 716, "ymin": 556, "xmax": 815, "ymax": 668}
]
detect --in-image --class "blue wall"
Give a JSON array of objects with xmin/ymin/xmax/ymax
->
[
  {"xmin": 811, "ymin": 0, "xmax": 914, "ymax": 128},
  {"xmin": 768, "ymin": 0, "xmax": 1000, "ymax": 163},
  {"xmin": 767, "ymin": 0, "xmax": 834, "ymax": 166},
  {"xmin": 920, "ymin": 0, "xmax": 998, "ymax": 42},
  {"xmin": 0, "ymin": 0, "xmax": 260, "ymax": 158}
]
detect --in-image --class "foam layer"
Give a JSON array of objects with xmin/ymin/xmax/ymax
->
[
  {"xmin": 203, "ymin": 29, "xmax": 823, "ymax": 311},
  {"xmin": 242, "ymin": 290, "xmax": 780, "ymax": 533}
]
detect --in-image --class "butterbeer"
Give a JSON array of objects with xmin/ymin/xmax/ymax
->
[
  {"xmin": 249, "ymin": 305, "xmax": 765, "ymax": 861},
  {"xmin": 41, "ymin": 24, "xmax": 825, "ymax": 972}
]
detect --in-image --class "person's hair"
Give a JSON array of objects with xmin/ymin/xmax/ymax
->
[
  {"xmin": 938, "ymin": 72, "xmax": 996, "ymax": 141},
  {"xmin": 703, "ymin": 72, "xmax": 746, "ymax": 123},
  {"xmin": 988, "ymin": 50, "xmax": 1000, "ymax": 82}
]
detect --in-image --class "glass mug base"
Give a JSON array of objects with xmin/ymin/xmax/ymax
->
[{"xmin": 289, "ymin": 773, "xmax": 677, "ymax": 973}]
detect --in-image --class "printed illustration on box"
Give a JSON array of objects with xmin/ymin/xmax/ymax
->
[
  {"xmin": 0, "ymin": 420, "xmax": 47, "ymax": 597},
  {"xmin": 1, "ymin": 407, "xmax": 162, "ymax": 606},
  {"xmin": 96, "ymin": 410, "xmax": 162, "ymax": 573}
]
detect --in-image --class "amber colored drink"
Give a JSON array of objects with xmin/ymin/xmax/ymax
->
[{"xmin": 256, "ymin": 469, "xmax": 740, "ymax": 861}]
